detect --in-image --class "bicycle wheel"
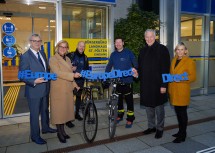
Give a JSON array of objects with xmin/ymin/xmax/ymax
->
[
  {"xmin": 83, "ymin": 100, "xmax": 98, "ymax": 143},
  {"xmin": 108, "ymin": 95, "xmax": 118, "ymax": 138}
]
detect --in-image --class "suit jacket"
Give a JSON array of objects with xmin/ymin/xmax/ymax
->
[
  {"xmin": 19, "ymin": 49, "xmax": 49, "ymax": 99},
  {"xmin": 168, "ymin": 56, "xmax": 196, "ymax": 106}
]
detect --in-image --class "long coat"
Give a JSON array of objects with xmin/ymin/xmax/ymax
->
[
  {"xmin": 138, "ymin": 41, "xmax": 170, "ymax": 107},
  {"xmin": 49, "ymin": 53, "xmax": 78, "ymax": 124},
  {"xmin": 168, "ymin": 56, "xmax": 196, "ymax": 106}
]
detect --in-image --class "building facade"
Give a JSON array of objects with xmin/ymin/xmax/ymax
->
[{"xmin": 0, "ymin": 0, "xmax": 135, "ymax": 118}]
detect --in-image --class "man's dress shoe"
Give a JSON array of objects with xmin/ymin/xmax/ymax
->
[
  {"xmin": 42, "ymin": 128, "xmax": 57, "ymax": 134},
  {"xmin": 31, "ymin": 137, "xmax": 47, "ymax": 145},
  {"xmin": 155, "ymin": 130, "xmax": 163, "ymax": 139},
  {"xmin": 143, "ymin": 128, "xmax": 156, "ymax": 134}
]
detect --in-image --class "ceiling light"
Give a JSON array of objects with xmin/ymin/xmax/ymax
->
[
  {"xmin": 0, "ymin": 17, "xmax": 11, "ymax": 20},
  {"xmin": 46, "ymin": 26, "xmax": 56, "ymax": 28},
  {"xmin": 72, "ymin": 10, "xmax": 81, "ymax": 16},
  {"xmin": 181, "ymin": 26, "xmax": 188, "ymax": 29},
  {"xmin": 96, "ymin": 23, "xmax": 101, "ymax": 26},
  {"xmin": 39, "ymin": 6, "xmax": 46, "ymax": 9},
  {"xmin": 50, "ymin": 20, "xmax": 55, "ymax": 23}
]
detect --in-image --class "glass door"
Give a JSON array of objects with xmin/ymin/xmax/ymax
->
[
  {"xmin": 208, "ymin": 17, "xmax": 215, "ymax": 93},
  {"xmin": 0, "ymin": 1, "xmax": 56, "ymax": 118},
  {"xmin": 181, "ymin": 15, "xmax": 205, "ymax": 95}
]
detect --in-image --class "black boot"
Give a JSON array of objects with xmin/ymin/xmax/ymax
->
[
  {"xmin": 66, "ymin": 121, "xmax": 75, "ymax": 128},
  {"xmin": 75, "ymin": 113, "xmax": 83, "ymax": 121},
  {"xmin": 61, "ymin": 124, "xmax": 70, "ymax": 139},
  {"xmin": 173, "ymin": 136, "xmax": 186, "ymax": 143},
  {"xmin": 56, "ymin": 124, "xmax": 66, "ymax": 143}
]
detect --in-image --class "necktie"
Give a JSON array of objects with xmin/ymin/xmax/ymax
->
[{"xmin": 37, "ymin": 52, "xmax": 45, "ymax": 69}]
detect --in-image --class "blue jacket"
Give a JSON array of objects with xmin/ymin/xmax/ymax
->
[{"xmin": 105, "ymin": 48, "xmax": 137, "ymax": 83}]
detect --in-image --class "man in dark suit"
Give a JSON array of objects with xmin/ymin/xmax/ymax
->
[{"xmin": 19, "ymin": 34, "xmax": 56, "ymax": 145}]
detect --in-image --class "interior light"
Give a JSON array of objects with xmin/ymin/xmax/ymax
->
[
  {"xmin": 46, "ymin": 26, "xmax": 56, "ymax": 28},
  {"xmin": 96, "ymin": 23, "xmax": 101, "ymax": 26},
  {"xmin": 0, "ymin": 17, "xmax": 11, "ymax": 20},
  {"xmin": 39, "ymin": 6, "xmax": 46, "ymax": 10},
  {"xmin": 27, "ymin": 0, "xmax": 30, "ymax": 5},
  {"xmin": 50, "ymin": 20, "xmax": 55, "ymax": 23},
  {"xmin": 181, "ymin": 26, "xmax": 188, "ymax": 29}
]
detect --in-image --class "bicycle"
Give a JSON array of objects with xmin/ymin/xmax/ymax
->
[
  {"xmin": 80, "ymin": 84, "xmax": 102, "ymax": 143},
  {"xmin": 103, "ymin": 78, "xmax": 121, "ymax": 139}
]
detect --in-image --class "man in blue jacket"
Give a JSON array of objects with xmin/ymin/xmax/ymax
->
[{"xmin": 105, "ymin": 37, "xmax": 137, "ymax": 128}]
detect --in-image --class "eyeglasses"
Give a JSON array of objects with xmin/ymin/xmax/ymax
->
[
  {"xmin": 30, "ymin": 40, "xmax": 42, "ymax": 43},
  {"xmin": 59, "ymin": 46, "xmax": 68, "ymax": 49}
]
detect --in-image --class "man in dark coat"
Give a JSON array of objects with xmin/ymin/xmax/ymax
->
[
  {"xmin": 66, "ymin": 41, "xmax": 89, "ymax": 128},
  {"xmin": 138, "ymin": 29, "xmax": 170, "ymax": 138}
]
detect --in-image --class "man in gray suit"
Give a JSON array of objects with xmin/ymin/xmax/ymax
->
[{"xmin": 19, "ymin": 34, "xmax": 56, "ymax": 145}]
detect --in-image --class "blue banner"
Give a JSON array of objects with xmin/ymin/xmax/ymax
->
[
  {"xmin": 94, "ymin": 0, "xmax": 115, "ymax": 3},
  {"xmin": 181, "ymin": 0, "xmax": 208, "ymax": 14}
]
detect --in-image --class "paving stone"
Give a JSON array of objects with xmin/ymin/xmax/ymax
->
[
  {"xmin": 93, "ymin": 128, "xmax": 110, "ymax": 141},
  {"xmin": 191, "ymin": 132, "xmax": 215, "ymax": 147},
  {"xmin": 0, "ymin": 127, "xmax": 29, "ymax": 147},
  {"xmin": 6, "ymin": 142, "xmax": 47, "ymax": 153},
  {"xmin": 0, "ymin": 147, "xmax": 6, "ymax": 153},
  {"xmin": 47, "ymin": 133, "xmax": 84, "ymax": 151},
  {"xmin": 133, "ymin": 146, "xmax": 173, "ymax": 153},
  {"xmin": 162, "ymin": 138, "xmax": 208, "ymax": 153},
  {"xmin": 106, "ymin": 138, "xmax": 149, "ymax": 153},
  {"xmin": 115, "ymin": 124, "xmax": 143, "ymax": 136},
  {"xmin": 190, "ymin": 121, "xmax": 215, "ymax": 133},
  {"xmin": 138, "ymin": 132, "xmax": 173, "ymax": 147},
  {"xmin": 70, "ymin": 145, "xmax": 112, "ymax": 153}
]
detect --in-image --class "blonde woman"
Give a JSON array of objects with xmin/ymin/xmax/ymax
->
[
  {"xmin": 168, "ymin": 42, "xmax": 196, "ymax": 143},
  {"xmin": 49, "ymin": 40, "xmax": 81, "ymax": 143}
]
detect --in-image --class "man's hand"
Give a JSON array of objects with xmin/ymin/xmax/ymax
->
[
  {"xmin": 160, "ymin": 87, "xmax": 166, "ymax": 94},
  {"xmin": 34, "ymin": 77, "xmax": 47, "ymax": 85},
  {"xmin": 74, "ymin": 72, "xmax": 81, "ymax": 78},
  {"xmin": 132, "ymin": 68, "xmax": 138, "ymax": 78}
]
